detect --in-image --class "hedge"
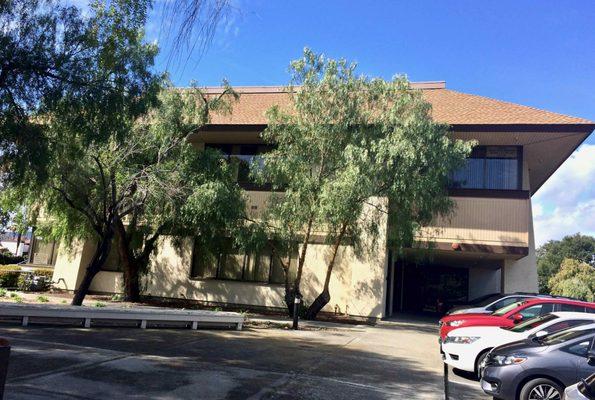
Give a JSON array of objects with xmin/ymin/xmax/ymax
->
[{"xmin": 0, "ymin": 265, "xmax": 21, "ymax": 288}]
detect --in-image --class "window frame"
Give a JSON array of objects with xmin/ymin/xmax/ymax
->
[
  {"xmin": 189, "ymin": 239, "xmax": 294, "ymax": 285},
  {"xmin": 448, "ymin": 145, "xmax": 523, "ymax": 192}
]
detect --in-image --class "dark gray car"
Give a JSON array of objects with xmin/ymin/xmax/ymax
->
[{"xmin": 480, "ymin": 324, "xmax": 595, "ymax": 400}]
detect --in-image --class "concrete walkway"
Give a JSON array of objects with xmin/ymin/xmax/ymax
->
[{"xmin": 1, "ymin": 317, "xmax": 488, "ymax": 399}]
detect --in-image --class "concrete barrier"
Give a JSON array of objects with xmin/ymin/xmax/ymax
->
[{"xmin": 0, "ymin": 303, "xmax": 244, "ymax": 330}]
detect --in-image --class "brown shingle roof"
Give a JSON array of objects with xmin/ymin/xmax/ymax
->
[{"xmin": 205, "ymin": 84, "xmax": 593, "ymax": 127}]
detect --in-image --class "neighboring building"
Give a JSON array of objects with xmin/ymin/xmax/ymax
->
[
  {"xmin": 47, "ymin": 82, "xmax": 594, "ymax": 318},
  {"xmin": 0, "ymin": 232, "xmax": 30, "ymax": 257}
]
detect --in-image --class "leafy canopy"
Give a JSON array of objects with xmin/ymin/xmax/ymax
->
[
  {"xmin": 259, "ymin": 48, "xmax": 473, "ymax": 256},
  {"xmin": 537, "ymin": 233, "xmax": 595, "ymax": 293},
  {"xmin": 548, "ymin": 258, "xmax": 595, "ymax": 302}
]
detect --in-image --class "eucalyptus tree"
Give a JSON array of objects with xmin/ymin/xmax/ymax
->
[{"xmin": 258, "ymin": 49, "xmax": 473, "ymax": 319}]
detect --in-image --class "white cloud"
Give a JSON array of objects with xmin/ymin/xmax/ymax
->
[{"xmin": 533, "ymin": 143, "xmax": 595, "ymax": 246}]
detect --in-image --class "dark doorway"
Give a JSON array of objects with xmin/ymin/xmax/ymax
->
[{"xmin": 392, "ymin": 260, "xmax": 469, "ymax": 315}]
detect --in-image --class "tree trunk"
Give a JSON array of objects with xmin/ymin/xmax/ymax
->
[
  {"xmin": 304, "ymin": 223, "xmax": 347, "ymax": 320},
  {"xmin": 71, "ymin": 229, "xmax": 114, "ymax": 306},
  {"xmin": 284, "ymin": 217, "xmax": 314, "ymax": 317},
  {"xmin": 115, "ymin": 219, "xmax": 140, "ymax": 302}
]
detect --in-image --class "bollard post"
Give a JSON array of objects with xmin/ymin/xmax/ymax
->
[
  {"xmin": 443, "ymin": 362, "xmax": 449, "ymax": 400},
  {"xmin": 292, "ymin": 295, "xmax": 301, "ymax": 330}
]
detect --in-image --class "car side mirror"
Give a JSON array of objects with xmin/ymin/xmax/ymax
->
[
  {"xmin": 530, "ymin": 330, "xmax": 548, "ymax": 341},
  {"xmin": 513, "ymin": 313, "xmax": 524, "ymax": 323}
]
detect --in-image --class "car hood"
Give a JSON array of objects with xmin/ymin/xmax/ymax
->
[
  {"xmin": 448, "ymin": 306, "xmax": 491, "ymax": 315},
  {"xmin": 441, "ymin": 313, "xmax": 495, "ymax": 323},
  {"xmin": 491, "ymin": 338, "xmax": 549, "ymax": 356},
  {"xmin": 446, "ymin": 325, "xmax": 522, "ymax": 339}
]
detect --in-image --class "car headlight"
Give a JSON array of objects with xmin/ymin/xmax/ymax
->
[
  {"xmin": 444, "ymin": 336, "xmax": 480, "ymax": 344},
  {"xmin": 447, "ymin": 320, "xmax": 464, "ymax": 327},
  {"xmin": 492, "ymin": 355, "xmax": 527, "ymax": 365}
]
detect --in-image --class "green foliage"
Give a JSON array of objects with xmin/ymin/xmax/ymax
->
[
  {"xmin": 17, "ymin": 270, "xmax": 53, "ymax": 292},
  {"xmin": 94, "ymin": 302, "xmax": 106, "ymax": 308},
  {"xmin": 0, "ymin": 265, "xmax": 20, "ymax": 287},
  {"xmin": 256, "ymin": 49, "xmax": 472, "ymax": 314},
  {"xmin": 537, "ymin": 233, "xmax": 595, "ymax": 293},
  {"xmin": 37, "ymin": 295, "xmax": 49, "ymax": 303},
  {"xmin": 548, "ymin": 258, "xmax": 595, "ymax": 302},
  {"xmin": 0, "ymin": 288, "xmax": 6, "ymax": 297},
  {"xmin": 0, "ymin": 250, "xmax": 23, "ymax": 265}
]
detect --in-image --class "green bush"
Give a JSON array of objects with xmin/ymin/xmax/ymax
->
[
  {"xmin": 0, "ymin": 288, "xmax": 6, "ymax": 297},
  {"xmin": 37, "ymin": 295, "xmax": 49, "ymax": 303},
  {"xmin": 0, "ymin": 250, "xmax": 24, "ymax": 265},
  {"xmin": 17, "ymin": 269, "xmax": 53, "ymax": 292},
  {"xmin": 0, "ymin": 265, "xmax": 21, "ymax": 288}
]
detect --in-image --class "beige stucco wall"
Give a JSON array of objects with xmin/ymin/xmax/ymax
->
[
  {"xmin": 90, "ymin": 271, "xmax": 123, "ymax": 294},
  {"xmin": 51, "ymin": 240, "xmax": 95, "ymax": 291},
  {"xmin": 503, "ymin": 198, "xmax": 539, "ymax": 293},
  {"xmin": 144, "ymin": 199, "xmax": 389, "ymax": 318}
]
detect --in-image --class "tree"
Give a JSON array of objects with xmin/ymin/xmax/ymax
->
[
  {"xmin": 0, "ymin": 0, "xmax": 90, "ymax": 185},
  {"xmin": 537, "ymin": 233, "xmax": 595, "ymax": 293},
  {"xmin": 257, "ymin": 49, "xmax": 472, "ymax": 319},
  {"xmin": 113, "ymin": 85, "xmax": 244, "ymax": 302},
  {"xmin": 548, "ymin": 258, "xmax": 595, "ymax": 302}
]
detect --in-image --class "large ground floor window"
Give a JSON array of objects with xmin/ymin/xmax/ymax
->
[{"xmin": 190, "ymin": 239, "xmax": 297, "ymax": 284}]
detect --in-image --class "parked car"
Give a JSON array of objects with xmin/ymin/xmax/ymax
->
[
  {"xmin": 480, "ymin": 324, "xmax": 595, "ymax": 400},
  {"xmin": 565, "ymin": 373, "xmax": 595, "ymax": 400},
  {"xmin": 438, "ymin": 298, "xmax": 595, "ymax": 340},
  {"xmin": 442, "ymin": 312, "xmax": 595, "ymax": 377},
  {"xmin": 446, "ymin": 293, "xmax": 539, "ymax": 315}
]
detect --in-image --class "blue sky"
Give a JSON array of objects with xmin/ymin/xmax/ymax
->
[{"xmin": 148, "ymin": 1, "xmax": 594, "ymax": 245}]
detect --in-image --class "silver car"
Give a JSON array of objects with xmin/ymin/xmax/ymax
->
[{"xmin": 565, "ymin": 373, "xmax": 595, "ymax": 399}]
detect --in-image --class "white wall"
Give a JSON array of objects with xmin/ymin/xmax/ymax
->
[{"xmin": 468, "ymin": 267, "xmax": 501, "ymax": 300}]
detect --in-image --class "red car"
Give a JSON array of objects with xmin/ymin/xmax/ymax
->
[{"xmin": 438, "ymin": 298, "xmax": 595, "ymax": 340}]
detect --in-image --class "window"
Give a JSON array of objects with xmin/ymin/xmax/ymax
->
[
  {"xmin": 545, "ymin": 320, "xmax": 592, "ymax": 335},
  {"xmin": 488, "ymin": 296, "xmax": 529, "ymax": 311},
  {"xmin": 190, "ymin": 239, "xmax": 297, "ymax": 284},
  {"xmin": 206, "ymin": 143, "xmax": 271, "ymax": 186},
  {"xmin": 516, "ymin": 303, "xmax": 554, "ymax": 319},
  {"xmin": 564, "ymin": 339, "xmax": 593, "ymax": 357},
  {"xmin": 558, "ymin": 303, "xmax": 586, "ymax": 312},
  {"xmin": 449, "ymin": 146, "xmax": 521, "ymax": 190}
]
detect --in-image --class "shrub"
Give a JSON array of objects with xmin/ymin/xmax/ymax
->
[
  {"xmin": 0, "ymin": 265, "xmax": 21, "ymax": 288},
  {"xmin": 37, "ymin": 295, "xmax": 49, "ymax": 303},
  {"xmin": 0, "ymin": 288, "xmax": 6, "ymax": 297},
  {"xmin": 94, "ymin": 302, "xmax": 106, "ymax": 308},
  {"xmin": 0, "ymin": 250, "xmax": 24, "ymax": 265},
  {"xmin": 17, "ymin": 269, "xmax": 53, "ymax": 292}
]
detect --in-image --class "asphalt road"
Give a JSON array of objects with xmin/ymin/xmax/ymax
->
[{"xmin": 1, "ymin": 317, "xmax": 488, "ymax": 399}]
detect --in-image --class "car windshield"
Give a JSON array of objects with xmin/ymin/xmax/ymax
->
[
  {"xmin": 492, "ymin": 301, "xmax": 527, "ymax": 316},
  {"xmin": 506, "ymin": 314, "xmax": 557, "ymax": 333},
  {"xmin": 541, "ymin": 328, "xmax": 595, "ymax": 346},
  {"xmin": 472, "ymin": 294, "xmax": 502, "ymax": 307}
]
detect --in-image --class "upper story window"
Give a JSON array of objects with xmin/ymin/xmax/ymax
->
[
  {"xmin": 449, "ymin": 146, "xmax": 522, "ymax": 190},
  {"xmin": 206, "ymin": 144, "xmax": 271, "ymax": 186}
]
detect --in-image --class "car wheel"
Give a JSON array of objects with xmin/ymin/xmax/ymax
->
[
  {"xmin": 519, "ymin": 378, "xmax": 563, "ymax": 400},
  {"xmin": 475, "ymin": 350, "xmax": 490, "ymax": 379}
]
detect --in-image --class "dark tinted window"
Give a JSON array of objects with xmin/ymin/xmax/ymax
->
[
  {"xmin": 559, "ymin": 303, "xmax": 586, "ymax": 312},
  {"xmin": 489, "ymin": 296, "xmax": 528, "ymax": 311},
  {"xmin": 564, "ymin": 339, "xmax": 593, "ymax": 357},
  {"xmin": 545, "ymin": 320, "xmax": 593, "ymax": 334},
  {"xmin": 449, "ymin": 146, "xmax": 521, "ymax": 190}
]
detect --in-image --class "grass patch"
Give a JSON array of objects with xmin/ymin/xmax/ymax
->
[
  {"xmin": 37, "ymin": 295, "xmax": 49, "ymax": 303},
  {"xmin": 0, "ymin": 288, "xmax": 6, "ymax": 297},
  {"xmin": 94, "ymin": 302, "xmax": 106, "ymax": 308}
]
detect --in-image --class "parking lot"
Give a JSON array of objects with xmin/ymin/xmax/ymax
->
[{"xmin": 1, "ymin": 318, "xmax": 488, "ymax": 399}]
